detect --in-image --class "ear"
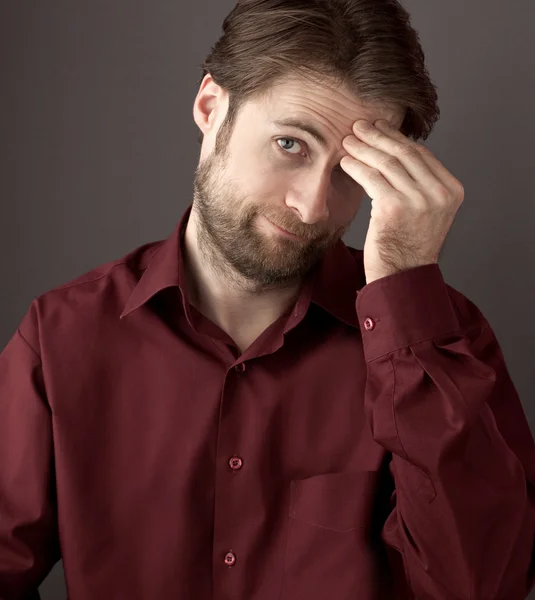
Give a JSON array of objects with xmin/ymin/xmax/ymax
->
[{"xmin": 193, "ymin": 73, "xmax": 228, "ymax": 136}]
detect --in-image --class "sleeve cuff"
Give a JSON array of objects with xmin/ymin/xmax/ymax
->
[{"xmin": 355, "ymin": 263, "xmax": 461, "ymax": 362}]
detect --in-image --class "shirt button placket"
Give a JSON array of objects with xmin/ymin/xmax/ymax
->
[{"xmin": 221, "ymin": 362, "xmax": 246, "ymax": 581}]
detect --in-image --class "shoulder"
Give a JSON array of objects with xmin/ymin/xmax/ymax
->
[{"xmin": 18, "ymin": 237, "xmax": 164, "ymax": 351}]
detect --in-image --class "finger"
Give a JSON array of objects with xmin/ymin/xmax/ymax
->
[
  {"xmin": 342, "ymin": 137, "xmax": 420, "ymax": 199},
  {"xmin": 339, "ymin": 155, "xmax": 397, "ymax": 201},
  {"xmin": 374, "ymin": 120, "xmax": 458, "ymax": 192},
  {"xmin": 353, "ymin": 121, "xmax": 439, "ymax": 191}
]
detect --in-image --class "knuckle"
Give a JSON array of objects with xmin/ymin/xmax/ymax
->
[
  {"xmin": 368, "ymin": 167, "xmax": 384, "ymax": 184},
  {"xmin": 381, "ymin": 199, "xmax": 404, "ymax": 218},
  {"xmin": 395, "ymin": 142, "xmax": 415, "ymax": 157},
  {"xmin": 414, "ymin": 142, "xmax": 430, "ymax": 155},
  {"xmin": 413, "ymin": 189, "xmax": 427, "ymax": 204},
  {"xmin": 433, "ymin": 183, "xmax": 451, "ymax": 202},
  {"xmin": 380, "ymin": 155, "xmax": 401, "ymax": 171}
]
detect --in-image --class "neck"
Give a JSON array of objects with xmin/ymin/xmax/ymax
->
[{"xmin": 182, "ymin": 209, "xmax": 302, "ymax": 345}]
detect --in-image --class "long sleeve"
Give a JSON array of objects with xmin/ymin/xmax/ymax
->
[
  {"xmin": 355, "ymin": 263, "xmax": 535, "ymax": 600},
  {"xmin": 0, "ymin": 302, "xmax": 61, "ymax": 599}
]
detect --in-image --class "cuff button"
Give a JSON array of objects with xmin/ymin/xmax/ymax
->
[{"xmin": 363, "ymin": 317, "xmax": 376, "ymax": 331}]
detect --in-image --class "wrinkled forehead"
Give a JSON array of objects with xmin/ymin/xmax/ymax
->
[{"xmin": 251, "ymin": 75, "xmax": 405, "ymax": 145}]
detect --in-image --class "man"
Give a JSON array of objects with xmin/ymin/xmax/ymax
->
[{"xmin": 2, "ymin": 1, "xmax": 535, "ymax": 599}]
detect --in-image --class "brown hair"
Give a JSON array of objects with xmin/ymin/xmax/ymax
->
[{"xmin": 197, "ymin": 0, "xmax": 439, "ymax": 149}]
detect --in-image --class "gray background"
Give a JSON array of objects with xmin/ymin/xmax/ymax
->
[{"xmin": 1, "ymin": 1, "xmax": 534, "ymax": 598}]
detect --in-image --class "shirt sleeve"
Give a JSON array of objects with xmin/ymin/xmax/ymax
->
[
  {"xmin": 355, "ymin": 263, "xmax": 535, "ymax": 600},
  {"xmin": 0, "ymin": 301, "xmax": 61, "ymax": 599}
]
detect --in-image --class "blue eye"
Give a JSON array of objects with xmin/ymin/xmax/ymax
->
[
  {"xmin": 274, "ymin": 138, "xmax": 351, "ymax": 181},
  {"xmin": 276, "ymin": 137, "xmax": 305, "ymax": 156}
]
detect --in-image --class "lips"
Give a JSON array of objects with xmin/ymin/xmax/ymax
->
[
  {"xmin": 274, "ymin": 222, "xmax": 295, "ymax": 235},
  {"xmin": 265, "ymin": 217, "xmax": 303, "ymax": 239}
]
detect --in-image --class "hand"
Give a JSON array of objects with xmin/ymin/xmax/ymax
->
[{"xmin": 340, "ymin": 119, "xmax": 464, "ymax": 285}]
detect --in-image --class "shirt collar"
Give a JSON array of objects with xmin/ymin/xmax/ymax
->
[{"xmin": 120, "ymin": 204, "xmax": 364, "ymax": 330}]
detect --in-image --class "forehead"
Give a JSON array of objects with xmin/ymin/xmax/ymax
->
[{"xmin": 253, "ymin": 76, "xmax": 405, "ymax": 150}]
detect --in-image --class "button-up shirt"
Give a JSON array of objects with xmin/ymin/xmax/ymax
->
[{"xmin": 1, "ymin": 204, "xmax": 535, "ymax": 600}]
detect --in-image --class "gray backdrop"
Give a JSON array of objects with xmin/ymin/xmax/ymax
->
[{"xmin": 1, "ymin": 1, "xmax": 534, "ymax": 598}]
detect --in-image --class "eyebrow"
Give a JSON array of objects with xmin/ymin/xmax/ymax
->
[{"xmin": 272, "ymin": 118, "xmax": 330, "ymax": 150}]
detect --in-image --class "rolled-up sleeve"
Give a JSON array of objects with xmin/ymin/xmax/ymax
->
[
  {"xmin": 356, "ymin": 263, "xmax": 535, "ymax": 600},
  {"xmin": 0, "ymin": 301, "xmax": 61, "ymax": 599}
]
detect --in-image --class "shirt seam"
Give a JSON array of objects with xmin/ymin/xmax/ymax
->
[{"xmin": 17, "ymin": 326, "xmax": 41, "ymax": 359}]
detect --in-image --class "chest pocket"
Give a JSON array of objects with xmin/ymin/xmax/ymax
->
[{"xmin": 281, "ymin": 471, "xmax": 391, "ymax": 600}]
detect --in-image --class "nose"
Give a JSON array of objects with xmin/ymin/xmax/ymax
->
[{"xmin": 284, "ymin": 170, "xmax": 331, "ymax": 224}]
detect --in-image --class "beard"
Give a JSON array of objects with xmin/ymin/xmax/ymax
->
[{"xmin": 191, "ymin": 136, "xmax": 348, "ymax": 289}]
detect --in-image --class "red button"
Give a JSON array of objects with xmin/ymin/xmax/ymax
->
[
  {"xmin": 235, "ymin": 362, "xmax": 246, "ymax": 373},
  {"xmin": 364, "ymin": 317, "xmax": 376, "ymax": 331},
  {"xmin": 224, "ymin": 551, "xmax": 236, "ymax": 566},
  {"xmin": 229, "ymin": 456, "xmax": 243, "ymax": 471}
]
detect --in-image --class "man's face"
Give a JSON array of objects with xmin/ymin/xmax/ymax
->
[{"xmin": 192, "ymin": 74, "xmax": 405, "ymax": 287}]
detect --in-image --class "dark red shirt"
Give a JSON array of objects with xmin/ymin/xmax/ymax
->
[{"xmin": 1, "ymin": 204, "xmax": 535, "ymax": 600}]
